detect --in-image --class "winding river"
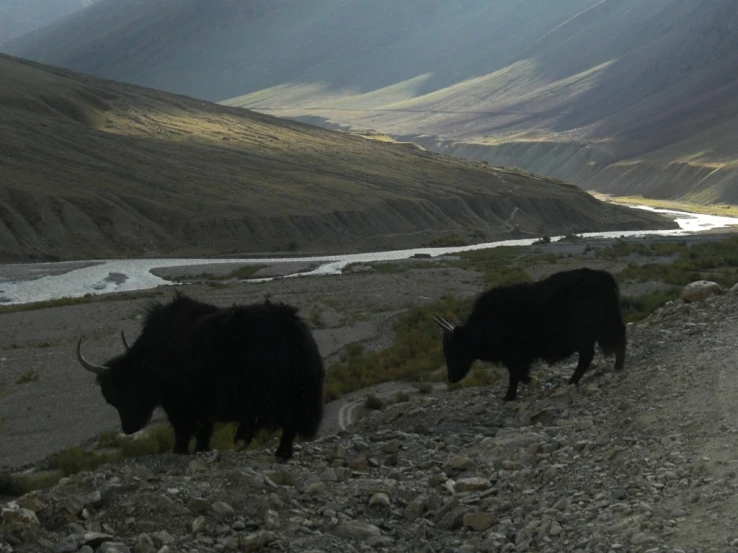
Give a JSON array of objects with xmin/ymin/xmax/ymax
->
[{"xmin": 1, "ymin": 205, "xmax": 738, "ymax": 306}]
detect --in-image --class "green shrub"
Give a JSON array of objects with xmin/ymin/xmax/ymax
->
[{"xmin": 364, "ymin": 394, "xmax": 384, "ymax": 410}]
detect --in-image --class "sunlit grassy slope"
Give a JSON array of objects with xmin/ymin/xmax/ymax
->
[{"xmin": 0, "ymin": 53, "xmax": 674, "ymax": 262}]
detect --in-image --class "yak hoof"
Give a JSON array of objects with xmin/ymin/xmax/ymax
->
[{"xmin": 275, "ymin": 444, "xmax": 293, "ymax": 461}]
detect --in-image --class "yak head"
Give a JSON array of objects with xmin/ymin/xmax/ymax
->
[
  {"xmin": 433, "ymin": 313, "xmax": 478, "ymax": 384},
  {"xmin": 76, "ymin": 331, "xmax": 159, "ymax": 435}
]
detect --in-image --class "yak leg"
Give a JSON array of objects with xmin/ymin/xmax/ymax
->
[
  {"xmin": 195, "ymin": 421, "xmax": 214, "ymax": 452},
  {"xmin": 275, "ymin": 426, "xmax": 296, "ymax": 461},
  {"xmin": 172, "ymin": 420, "xmax": 196, "ymax": 454},
  {"xmin": 614, "ymin": 341, "xmax": 626, "ymax": 371},
  {"xmin": 234, "ymin": 421, "xmax": 255, "ymax": 450},
  {"xmin": 569, "ymin": 346, "xmax": 595, "ymax": 385},
  {"xmin": 503, "ymin": 365, "xmax": 527, "ymax": 402}
]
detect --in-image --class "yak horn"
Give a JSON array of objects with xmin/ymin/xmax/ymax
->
[
  {"xmin": 76, "ymin": 338, "xmax": 109, "ymax": 376},
  {"xmin": 433, "ymin": 313, "xmax": 455, "ymax": 332},
  {"xmin": 121, "ymin": 330, "xmax": 130, "ymax": 351}
]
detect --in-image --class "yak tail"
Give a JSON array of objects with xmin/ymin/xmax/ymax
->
[
  {"xmin": 289, "ymin": 322, "xmax": 325, "ymax": 439},
  {"xmin": 597, "ymin": 271, "xmax": 627, "ymax": 356}
]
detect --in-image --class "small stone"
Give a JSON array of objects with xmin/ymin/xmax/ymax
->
[
  {"xmin": 367, "ymin": 535, "xmax": 395, "ymax": 548},
  {"xmin": 188, "ymin": 497, "xmax": 210, "ymax": 513},
  {"xmin": 305, "ymin": 482, "xmax": 327, "ymax": 495},
  {"xmin": 320, "ymin": 468, "xmax": 338, "ymax": 482},
  {"xmin": 438, "ymin": 507, "xmax": 466, "ymax": 531},
  {"xmin": 1, "ymin": 507, "xmax": 39, "ymax": 525},
  {"xmin": 381, "ymin": 440, "xmax": 402, "ymax": 453},
  {"xmin": 53, "ymin": 536, "xmax": 78, "ymax": 553},
  {"xmin": 448, "ymin": 455, "xmax": 475, "ymax": 471},
  {"xmin": 332, "ymin": 521, "xmax": 381, "ymax": 540},
  {"xmin": 263, "ymin": 509, "xmax": 280, "ymax": 530},
  {"xmin": 369, "ymin": 492, "xmax": 391, "ymax": 508},
  {"xmin": 82, "ymin": 532, "xmax": 114, "ymax": 548},
  {"xmin": 133, "ymin": 534, "xmax": 156, "ymax": 553},
  {"xmin": 455, "ymin": 477, "xmax": 492, "ymax": 492},
  {"xmin": 97, "ymin": 544, "xmax": 131, "ymax": 553},
  {"xmin": 17, "ymin": 495, "xmax": 46, "ymax": 513},
  {"xmin": 463, "ymin": 512, "xmax": 495, "ymax": 531},
  {"xmin": 211, "ymin": 501, "xmax": 235, "ymax": 517},
  {"xmin": 347, "ymin": 457, "xmax": 368, "ymax": 470},
  {"xmin": 549, "ymin": 521, "xmax": 562, "ymax": 536},
  {"xmin": 188, "ymin": 459, "xmax": 208, "ymax": 474},
  {"xmin": 191, "ymin": 516, "xmax": 206, "ymax": 534},
  {"xmin": 240, "ymin": 531, "xmax": 279, "ymax": 552},
  {"xmin": 151, "ymin": 531, "xmax": 175, "ymax": 545},
  {"xmin": 63, "ymin": 496, "xmax": 85, "ymax": 516},
  {"xmin": 404, "ymin": 496, "xmax": 427, "ymax": 520}
]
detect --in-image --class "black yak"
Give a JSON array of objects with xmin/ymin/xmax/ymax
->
[
  {"xmin": 76, "ymin": 292, "xmax": 325, "ymax": 460},
  {"xmin": 434, "ymin": 268, "xmax": 626, "ymax": 401}
]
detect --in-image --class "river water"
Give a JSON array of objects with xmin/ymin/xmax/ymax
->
[{"xmin": 1, "ymin": 205, "xmax": 737, "ymax": 306}]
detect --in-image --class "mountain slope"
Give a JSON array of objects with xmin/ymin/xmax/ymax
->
[
  {"xmin": 6, "ymin": 0, "xmax": 736, "ymax": 204},
  {"xmin": 0, "ymin": 53, "xmax": 673, "ymax": 262},
  {"xmin": 0, "ymin": 0, "xmax": 97, "ymax": 45}
]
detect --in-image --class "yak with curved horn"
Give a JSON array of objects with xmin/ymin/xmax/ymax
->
[
  {"xmin": 433, "ymin": 268, "xmax": 626, "ymax": 401},
  {"xmin": 76, "ymin": 292, "xmax": 325, "ymax": 460}
]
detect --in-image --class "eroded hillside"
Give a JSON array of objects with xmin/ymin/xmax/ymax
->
[
  {"xmin": 0, "ymin": 54, "xmax": 672, "ymax": 262},
  {"xmin": 5, "ymin": 0, "xmax": 738, "ymax": 205}
]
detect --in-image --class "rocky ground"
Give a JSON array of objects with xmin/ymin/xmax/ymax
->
[{"xmin": 1, "ymin": 282, "xmax": 738, "ymax": 553}]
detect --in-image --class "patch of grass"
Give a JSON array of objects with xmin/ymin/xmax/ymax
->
[
  {"xmin": 598, "ymin": 194, "xmax": 738, "ymax": 218},
  {"xmin": 0, "ymin": 471, "xmax": 63, "ymax": 497},
  {"xmin": 621, "ymin": 288, "xmax": 683, "ymax": 323},
  {"xmin": 459, "ymin": 365, "xmax": 505, "ymax": 388},
  {"xmin": 161, "ymin": 264, "xmax": 267, "ymax": 282},
  {"xmin": 45, "ymin": 447, "xmax": 120, "ymax": 475},
  {"xmin": 392, "ymin": 391, "xmax": 411, "ymax": 403},
  {"xmin": 606, "ymin": 236, "xmax": 738, "ymax": 290},
  {"xmin": 426, "ymin": 234, "xmax": 468, "ymax": 247},
  {"xmin": 308, "ymin": 305, "xmax": 326, "ymax": 329},
  {"xmin": 413, "ymin": 382, "xmax": 434, "ymax": 394},
  {"xmin": 15, "ymin": 370, "xmax": 39, "ymax": 384},
  {"xmin": 365, "ymin": 262, "xmax": 407, "ymax": 274},
  {"xmin": 0, "ymin": 419, "xmax": 282, "ymax": 497},
  {"xmin": 323, "ymin": 292, "xmax": 473, "ymax": 401},
  {"xmin": 364, "ymin": 394, "xmax": 384, "ymax": 410}
]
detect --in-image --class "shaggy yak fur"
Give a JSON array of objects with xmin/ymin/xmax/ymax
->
[
  {"xmin": 434, "ymin": 268, "xmax": 626, "ymax": 401},
  {"xmin": 76, "ymin": 292, "xmax": 325, "ymax": 460}
]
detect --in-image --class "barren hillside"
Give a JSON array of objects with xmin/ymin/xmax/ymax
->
[
  {"xmin": 4, "ymin": 0, "xmax": 738, "ymax": 204},
  {"xmin": 0, "ymin": 53, "xmax": 672, "ymax": 262}
]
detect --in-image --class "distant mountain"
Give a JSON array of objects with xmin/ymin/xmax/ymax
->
[
  {"xmin": 4, "ymin": 0, "xmax": 738, "ymax": 204},
  {"xmin": 0, "ymin": 0, "xmax": 97, "ymax": 44},
  {"xmin": 0, "ymin": 53, "xmax": 672, "ymax": 262}
]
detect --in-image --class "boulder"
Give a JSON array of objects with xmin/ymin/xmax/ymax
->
[{"xmin": 680, "ymin": 280, "xmax": 722, "ymax": 303}]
